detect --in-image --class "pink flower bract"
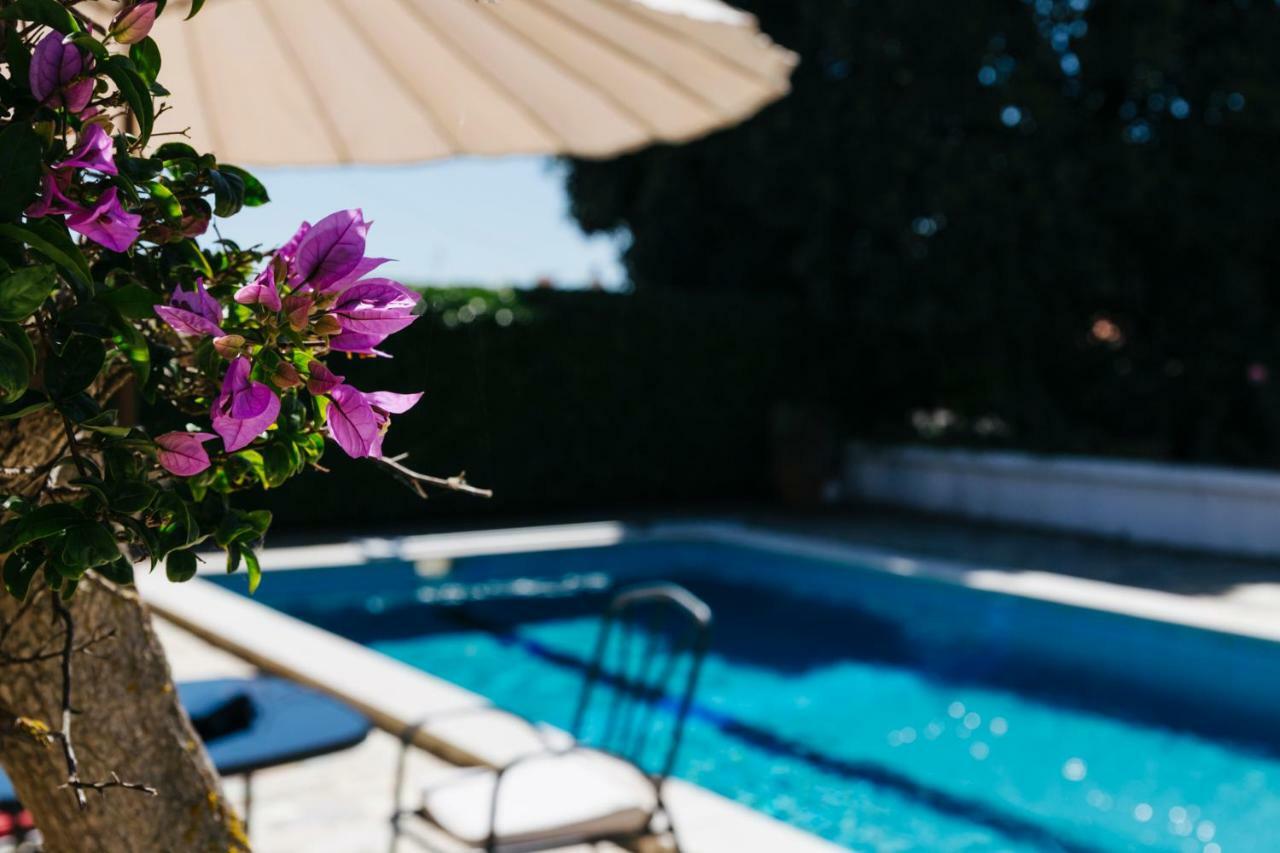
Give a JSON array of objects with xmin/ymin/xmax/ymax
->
[
  {"xmin": 330, "ymin": 279, "xmax": 419, "ymax": 339},
  {"xmin": 155, "ymin": 279, "xmax": 223, "ymax": 338},
  {"xmin": 155, "ymin": 431, "xmax": 217, "ymax": 477},
  {"xmin": 290, "ymin": 209, "xmax": 370, "ymax": 291},
  {"xmin": 56, "ymin": 124, "xmax": 118, "ymax": 175},
  {"xmin": 235, "ymin": 266, "xmax": 282, "ymax": 312},
  {"xmin": 326, "ymin": 384, "xmax": 421, "ymax": 459},
  {"xmin": 26, "ymin": 173, "xmax": 76, "ymax": 218},
  {"xmin": 30, "ymin": 32, "xmax": 94, "ymax": 113},
  {"xmin": 111, "ymin": 2, "xmax": 158, "ymax": 45},
  {"xmin": 211, "ymin": 358, "xmax": 281, "ymax": 452},
  {"xmin": 66, "ymin": 187, "xmax": 141, "ymax": 253}
]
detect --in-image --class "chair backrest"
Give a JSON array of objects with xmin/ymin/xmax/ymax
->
[{"xmin": 570, "ymin": 582, "xmax": 712, "ymax": 782}]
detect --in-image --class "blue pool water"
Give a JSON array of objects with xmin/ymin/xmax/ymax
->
[{"xmin": 215, "ymin": 538, "xmax": 1280, "ymax": 851}]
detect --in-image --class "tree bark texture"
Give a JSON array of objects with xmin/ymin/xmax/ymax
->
[{"xmin": 0, "ymin": 386, "xmax": 248, "ymax": 851}]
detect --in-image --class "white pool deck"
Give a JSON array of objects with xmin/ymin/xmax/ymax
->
[{"xmin": 142, "ymin": 520, "xmax": 1280, "ymax": 852}]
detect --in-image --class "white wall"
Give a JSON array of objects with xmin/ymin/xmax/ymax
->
[{"xmin": 844, "ymin": 444, "xmax": 1280, "ymax": 558}]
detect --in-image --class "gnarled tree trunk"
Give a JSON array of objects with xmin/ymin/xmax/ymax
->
[{"xmin": 0, "ymin": 402, "xmax": 247, "ymax": 851}]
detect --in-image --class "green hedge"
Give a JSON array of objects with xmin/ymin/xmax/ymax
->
[{"xmin": 253, "ymin": 288, "xmax": 799, "ymax": 530}]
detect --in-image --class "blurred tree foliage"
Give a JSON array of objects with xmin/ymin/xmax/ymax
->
[
  {"xmin": 566, "ymin": 0, "xmax": 1280, "ymax": 466},
  {"xmin": 254, "ymin": 288, "xmax": 799, "ymax": 529}
]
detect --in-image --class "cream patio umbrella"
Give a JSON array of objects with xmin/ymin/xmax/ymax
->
[{"xmin": 87, "ymin": 0, "xmax": 797, "ymax": 166}]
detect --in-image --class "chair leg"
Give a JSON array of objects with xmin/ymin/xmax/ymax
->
[
  {"xmin": 242, "ymin": 771, "xmax": 253, "ymax": 839},
  {"xmin": 652, "ymin": 790, "xmax": 681, "ymax": 853}
]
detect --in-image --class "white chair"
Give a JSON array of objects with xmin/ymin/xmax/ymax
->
[{"xmin": 391, "ymin": 582, "xmax": 713, "ymax": 852}]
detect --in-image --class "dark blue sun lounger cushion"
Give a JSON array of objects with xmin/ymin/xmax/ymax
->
[{"xmin": 0, "ymin": 676, "xmax": 370, "ymax": 811}]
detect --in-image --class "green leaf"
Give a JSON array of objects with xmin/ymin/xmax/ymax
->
[
  {"xmin": 59, "ymin": 522, "xmax": 120, "ymax": 573},
  {"xmin": 67, "ymin": 33, "xmax": 109, "ymax": 63},
  {"xmin": 145, "ymin": 181, "xmax": 183, "ymax": 223},
  {"xmin": 69, "ymin": 476, "xmax": 111, "ymax": 506},
  {"xmin": 105, "ymin": 306, "xmax": 150, "ymax": 386},
  {"xmin": 232, "ymin": 449, "xmax": 268, "ymax": 489},
  {"xmin": 4, "ymin": 20, "xmax": 32, "ymax": 87},
  {"xmin": 207, "ymin": 169, "xmax": 246, "ymax": 218},
  {"xmin": 0, "ymin": 334, "xmax": 31, "ymax": 402},
  {"xmin": 213, "ymin": 508, "xmax": 271, "ymax": 549},
  {"xmin": 243, "ymin": 547, "xmax": 262, "ymax": 594},
  {"xmin": 45, "ymin": 334, "xmax": 105, "ymax": 400},
  {"xmin": 217, "ymin": 165, "xmax": 269, "ymax": 207},
  {"xmin": 0, "ymin": 0, "xmax": 81, "ymax": 33},
  {"xmin": 129, "ymin": 37, "xmax": 162, "ymax": 86},
  {"xmin": 165, "ymin": 548, "xmax": 198, "ymax": 583},
  {"xmin": 97, "ymin": 556, "xmax": 135, "ymax": 586},
  {"xmin": 186, "ymin": 0, "xmax": 207, "ymax": 20},
  {"xmin": 55, "ymin": 392, "xmax": 100, "ymax": 424},
  {"xmin": 102, "ymin": 56, "xmax": 154, "ymax": 147},
  {"xmin": 155, "ymin": 142, "xmax": 199, "ymax": 163},
  {"xmin": 114, "ymin": 514, "xmax": 159, "ymax": 566},
  {"xmin": 78, "ymin": 410, "xmax": 131, "ymax": 438},
  {"xmin": 0, "ymin": 504, "xmax": 85, "ymax": 553},
  {"xmin": 3, "ymin": 546, "xmax": 42, "ymax": 600},
  {"xmin": 0, "ymin": 322, "xmax": 34, "ymax": 369},
  {"xmin": 261, "ymin": 444, "xmax": 295, "ymax": 487},
  {"xmin": 0, "ymin": 220, "xmax": 92, "ymax": 295},
  {"xmin": 0, "ymin": 390, "xmax": 50, "ymax": 421},
  {"xmin": 108, "ymin": 480, "xmax": 156, "ymax": 514},
  {"xmin": 153, "ymin": 490, "xmax": 197, "ymax": 556},
  {"xmin": 0, "ymin": 264, "xmax": 55, "ymax": 321},
  {"xmin": 101, "ymin": 282, "xmax": 160, "ymax": 320},
  {"xmin": 0, "ymin": 125, "xmax": 44, "ymax": 223},
  {"xmin": 173, "ymin": 239, "xmax": 214, "ymax": 279}
]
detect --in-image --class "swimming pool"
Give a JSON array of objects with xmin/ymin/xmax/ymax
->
[{"xmin": 214, "ymin": 536, "xmax": 1280, "ymax": 852}]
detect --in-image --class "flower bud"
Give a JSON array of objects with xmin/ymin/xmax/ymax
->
[
  {"xmin": 111, "ymin": 2, "xmax": 158, "ymax": 45},
  {"xmin": 271, "ymin": 362, "xmax": 302, "ymax": 390},
  {"xmin": 213, "ymin": 334, "xmax": 247, "ymax": 360},
  {"xmin": 181, "ymin": 199, "xmax": 212, "ymax": 238},
  {"xmin": 312, "ymin": 314, "xmax": 341, "ymax": 336},
  {"xmin": 283, "ymin": 295, "xmax": 314, "ymax": 331}
]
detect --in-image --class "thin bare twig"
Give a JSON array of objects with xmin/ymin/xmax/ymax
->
[
  {"xmin": 58, "ymin": 416, "xmax": 89, "ymax": 479},
  {"xmin": 49, "ymin": 594, "xmax": 155, "ymax": 808},
  {"xmin": 0, "ymin": 628, "xmax": 115, "ymax": 667},
  {"xmin": 50, "ymin": 593, "xmax": 88, "ymax": 810},
  {"xmin": 375, "ymin": 454, "xmax": 494, "ymax": 500},
  {"xmin": 61, "ymin": 772, "xmax": 157, "ymax": 798}
]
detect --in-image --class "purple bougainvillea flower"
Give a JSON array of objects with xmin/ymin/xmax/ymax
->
[
  {"xmin": 324, "ymin": 256, "xmax": 392, "ymax": 295},
  {"xmin": 155, "ymin": 305, "xmax": 222, "ymax": 338},
  {"xmin": 328, "ymin": 330, "xmax": 393, "ymax": 357},
  {"xmin": 326, "ymin": 384, "xmax": 421, "ymax": 459},
  {"xmin": 235, "ymin": 265, "xmax": 282, "ymax": 312},
  {"xmin": 111, "ymin": 1, "xmax": 158, "ymax": 45},
  {"xmin": 212, "ymin": 358, "xmax": 281, "ymax": 452},
  {"xmin": 155, "ymin": 279, "xmax": 223, "ymax": 337},
  {"xmin": 362, "ymin": 391, "xmax": 422, "ymax": 458},
  {"xmin": 55, "ymin": 124, "xmax": 118, "ymax": 175},
  {"xmin": 277, "ymin": 221, "xmax": 311, "ymax": 266},
  {"xmin": 66, "ymin": 187, "xmax": 141, "ymax": 252},
  {"xmin": 290, "ymin": 209, "xmax": 370, "ymax": 290},
  {"xmin": 61, "ymin": 79, "xmax": 95, "ymax": 114},
  {"xmin": 26, "ymin": 173, "xmax": 77, "ymax": 218},
  {"xmin": 330, "ymin": 279, "xmax": 420, "ymax": 338},
  {"xmin": 306, "ymin": 361, "xmax": 344, "ymax": 396},
  {"xmin": 30, "ymin": 32, "xmax": 95, "ymax": 113},
  {"xmin": 155, "ymin": 431, "xmax": 217, "ymax": 477},
  {"xmin": 176, "ymin": 277, "xmax": 221, "ymax": 321}
]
